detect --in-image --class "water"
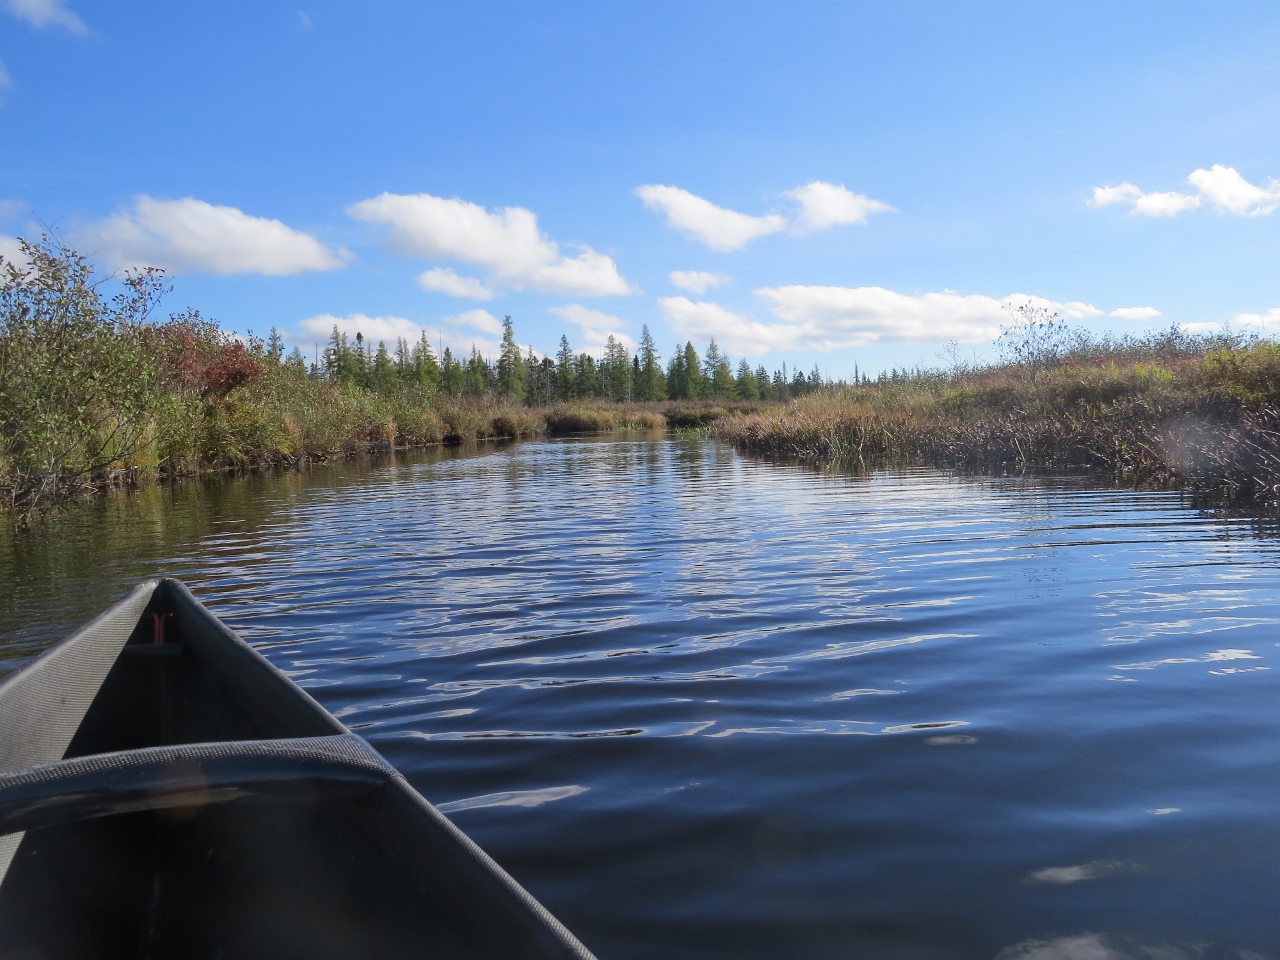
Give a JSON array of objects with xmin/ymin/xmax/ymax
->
[{"xmin": 3, "ymin": 436, "xmax": 1280, "ymax": 960}]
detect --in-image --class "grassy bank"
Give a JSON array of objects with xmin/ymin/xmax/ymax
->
[
  {"xmin": 0, "ymin": 238, "xmax": 787, "ymax": 522},
  {"xmin": 715, "ymin": 329, "xmax": 1280, "ymax": 507}
]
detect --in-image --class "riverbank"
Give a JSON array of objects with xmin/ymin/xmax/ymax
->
[
  {"xmin": 715, "ymin": 337, "xmax": 1280, "ymax": 507},
  {"xmin": 1, "ymin": 238, "xmax": 786, "ymax": 522}
]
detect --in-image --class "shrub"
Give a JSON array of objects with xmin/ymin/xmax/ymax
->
[{"xmin": 0, "ymin": 237, "xmax": 167, "ymax": 518}]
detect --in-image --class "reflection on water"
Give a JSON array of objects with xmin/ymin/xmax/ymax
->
[{"xmin": 4, "ymin": 436, "xmax": 1280, "ymax": 958}]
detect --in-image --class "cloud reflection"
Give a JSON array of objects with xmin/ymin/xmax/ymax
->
[
  {"xmin": 435, "ymin": 785, "xmax": 588, "ymax": 814},
  {"xmin": 996, "ymin": 934, "xmax": 1268, "ymax": 960},
  {"xmin": 1025, "ymin": 860, "xmax": 1134, "ymax": 885}
]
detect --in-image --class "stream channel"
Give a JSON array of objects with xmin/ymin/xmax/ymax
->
[{"xmin": 3, "ymin": 435, "xmax": 1280, "ymax": 960}]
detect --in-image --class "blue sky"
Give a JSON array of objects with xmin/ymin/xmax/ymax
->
[{"xmin": 3, "ymin": 1, "xmax": 1280, "ymax": 376}]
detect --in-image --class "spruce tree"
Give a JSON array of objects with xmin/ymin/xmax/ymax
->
[
  {"xmin": 682, "ymin": 342, "xmax": 704, "ymax": 398},
  {"xmin": 735, "ymin": 358, "xmax": 758, "ymax": 399},
  {"xmin": 637, "ymin": 324, "xmax": 666, "ymax": 401},
  {"xmin": 496, "ymin": 315, "xmax": 525, "ymax": 399},
  {"xmin": 554, "ymin": 335, "xmax": 575, "ymax": 400}
]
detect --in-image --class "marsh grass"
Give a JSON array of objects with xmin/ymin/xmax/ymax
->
[
  {"xmin": 716, "ymin": 337, "xmax": 1280, "ymax": 507},
  {"xmin": 543, "ymin": 402, "xmax": 670, "ymax": 434}
]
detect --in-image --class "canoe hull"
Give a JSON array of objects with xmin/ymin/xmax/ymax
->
[{"xmin": 0, "ymin": 579, "xmax": 596, "ymax": 960}]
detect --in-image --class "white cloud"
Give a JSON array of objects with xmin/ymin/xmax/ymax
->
[
  {"xmin": 0, "ymin": 58, "xmax": 11, "ymax": 89},
  {"xmin": 549, "ymin": 304, "xmax": 636, "ymax": 352},
  {"xmin": 753, "ymin": 286, "xmax": 1008, "ymax": 350},
  {"xmin": 1173, "ymin": 307, "xmax": 1280, "ymax": 337},
  {"xmin": 4, "ymin": 0, "xmax": 85, "ymax": 33},
  {"xmin": 444, "ymin": 307, "xmax": 503, "ymax": 336},
  {"xmin": 1091, "ymin": 182, "xmax": 1200, "ymax": 217},
  {"xmin": 1110, "ymin": 306, "xmax": 1162, "ymax": 320},
  {"xmin": 298, "ymin": 310, "xmax": 505, "ymax": 358},
  {"xmin": 1188, "ymin": 164, "xmax": 1280, "ymax": 217},
  {"xmin": 348, "ymin": 192, "xmax": 631, "ymax": 296},
  {"xmin": 1131, "ymin": 191, "xmax": 1201, "ymax": 217},
  {"xmin": 1090, "ymin": 183, "xmax": 1142, "ymax": 207},
  {"xmin": 786, "ymin": 181, "xmax": 894, "ymax": 232},
  {"xmin": 660, "ymin": 287, "xmax": 1105, "ymax": 356},
  {"xmin": 418, "ymin": 267, "xmax": 493, "ymax": 300},
  {"xmin": 636, "ymin": 185, "xmax": 787, "ymax": 251},
  {"xmin": 1014, "ymin": 295, "xmax": 1102, "ymax": 320},
  {"xmin": 299, "ymin": 312, "xmax": 424, "ymax": 345},
  {"xmin": 638, "ymin": 180, "xmax": 891, "ymax": 250},
  {"xmin": 1234, "ymin": 307, "xmax": 1280, "ymax": 332},
  {"xmin": 76, "ymin": 196, "xmax": 343, "ymax": 275},
  {"xmin": 0, "ymin": 235, "xmax": 27, "ymax": 268},
  {"xmin": 297, "ymin": 11, "xmax": 313, "ymax": 28},
  {"xmin": 1091, "ymin": 164, "xmax": 1280, "ymax": 218},
  {"xmin": 669, "ymin": 270, "xmax": 726, "ymax": 294},
  {"xmin": 659, "ymin": 296, "xmax": 801, "ymax": 356}
]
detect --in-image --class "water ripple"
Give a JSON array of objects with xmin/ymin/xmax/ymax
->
[{"xmin": 4, "ymin": 438, "xmax": 1280, "ymax": 958}]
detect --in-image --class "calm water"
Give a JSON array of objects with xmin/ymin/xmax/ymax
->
[{"xmin": 3, "ymin": 437, "xmax": 1280, "ymax": 960}]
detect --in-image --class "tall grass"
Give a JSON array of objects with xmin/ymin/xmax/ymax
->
[{"xmin": 716, "ymin": 330, "xmax": 1280, "ymax": 506}]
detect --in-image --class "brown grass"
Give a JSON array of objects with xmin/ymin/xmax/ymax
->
[{"xmin": 714, "ymin": 345, "xmax": 1280, "ymax": 507}]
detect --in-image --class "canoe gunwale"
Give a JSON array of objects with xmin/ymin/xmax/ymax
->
[
  {"xmin": 0, "ymin": 577, "xmax": 600, "ymax": 960},
  {"xmin": 0, "ymin": 733, "xmax": 397, "ymax": 837}
]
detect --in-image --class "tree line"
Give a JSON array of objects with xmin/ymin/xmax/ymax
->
[{"xmin": 318, "ymin": 316, "xmax": 842, "ymax": 405}]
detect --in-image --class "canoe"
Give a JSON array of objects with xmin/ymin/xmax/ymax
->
[{"xmin": 0, "ymin": 578, "xmax": 597, "ymax": 960}]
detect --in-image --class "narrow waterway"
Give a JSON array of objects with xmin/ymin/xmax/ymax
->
[{"xmin": 4, "ymin": 436, "xmax": 1280, "ymax": 960}]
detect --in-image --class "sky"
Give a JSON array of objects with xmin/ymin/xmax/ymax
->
[{"xmin": 3, "ymin": 0, "xmax": 1280, "ymax": 377}]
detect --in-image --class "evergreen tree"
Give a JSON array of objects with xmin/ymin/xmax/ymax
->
[
  {"xmin": 772, "ymin": 365, "xmax": 789, "ymax": 399},
  {"xmin": 636, "ymin": 324, "xmax": 666, "ymax": 401},
  {"xmin": 326, "ymin": 325, "xmax": 361, "ymax": 383},
  {"xmin": 683, "ymin": 342, "xmax": 705, "ymax": 398},
  {"xmin": 496, "ymin": 315, "xmax": 525, "ymax": 399},
  {"xmin": 791, "ymin": 365, "xmax": 808, "ymax": 396},
  {"xmin": 394, "ymin": 337, "xmax": 410, "ymax": 376},
  {"xmin": 371, "ymin": 340, "xmax": 396, "ymax": 392},
  {"xmin": 439, "ymin": 347, "xmax": 464, "ymax": 396},
  {"xmin": 464, "ymin": 345, "xmax": 490, "ymax": 396},
  {"xmin": 705, "ymin": 338, "xmax": 734, "ymax": 398},
  {"xmin": 601, "ymin": 335, "xmax": 632, "ymax": 401},
  {"xmin": 267, "ymin": 327, "xmax": 284, "ymax": 362},
  {"xmin": 754, "ymin": 364, "xmax": 773, "ymax": 400},
  {"xmin": 411, "ymin": 332, "xmax": 440, "ymax": 389},
  {"xmin": 574, "ymin": 353, "xmax": 598, "ymax": 398},
  {"xmin": 666, "ymin": 344, "xmax": 687, "ymax": 399},
  {"xmin": 554, "ymin": 335, "xmax": 575, "ymax": 400},
  {"xmin": 735, "ymin": 358, "xmax": 759, "ymax": 399},
  {"xmin": 525, "ymin": 349, "xmax": 554, "ymax": 406}
]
